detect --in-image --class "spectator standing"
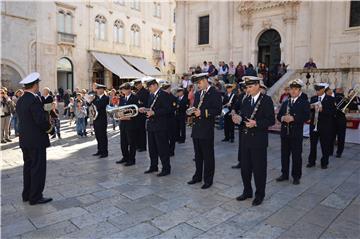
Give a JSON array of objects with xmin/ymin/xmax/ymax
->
[
  {"xmin": 11, "ymin": 89, "xmax": 24, "ymax": 136},
  {"xmin": 50, "ymin": 102, "xmax": 61, "ymax": 139},
  {"xmin": 0, "ymin": 87, "xmax": 14, "ymax": 143},
  {"xmin": 75, "ymin": 100, "xmax": 87, "ymax": 137},
  {"xmin": 304, "ymin": 57, "xmax": 317, "ymax": 69},
  {"xmin": 228, "ymin": 61, "xmax": 236, "ymax": 84}
]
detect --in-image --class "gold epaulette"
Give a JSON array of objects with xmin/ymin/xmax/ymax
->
[{"xmin": 205, "ymin": 109, "xmax": 208, "ymax": 118}]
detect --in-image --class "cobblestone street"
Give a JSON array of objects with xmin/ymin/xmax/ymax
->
[{"xmin": 2, "ymin": 120, "xmax": 360, "ymax": 238}]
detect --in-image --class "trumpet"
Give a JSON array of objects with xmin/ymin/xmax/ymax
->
[
  {"xmin": 311, "ymin": 101, "xmax": 322, "ymax": 131},
  {"xmin": 106, "ymin": 104, "xmax": 139, "ymax": 120}
]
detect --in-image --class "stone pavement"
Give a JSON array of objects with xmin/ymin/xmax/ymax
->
[{"xmin": 1, "ymin": 119, "xmax": 360, "ymax": 238}]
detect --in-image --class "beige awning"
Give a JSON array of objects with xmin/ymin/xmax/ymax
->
[
  {"xmin": 122, "ymin": 55, "xmax": 162, "ymax": 76},
  {"xmin": 91, "ymin": 51, "xmax": 144, "ymax": 79}
]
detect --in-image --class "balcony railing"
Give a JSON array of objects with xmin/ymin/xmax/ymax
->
[{"xmin": 57, "ymin": 32, "xmax": 76, "ymax": 45}]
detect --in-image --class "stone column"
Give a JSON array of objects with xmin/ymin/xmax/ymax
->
[
  {"xmin": 175, "ymin": 1, "xmax": 186, "ymax": 74},
  {"xmin": 241, "ymin": 12, "xmax": 253, "ymax": 64},
  {"xmin": 217, "ymin": 1, "xmax": 230, "ymax": 61},
  {"xmin": 309, "ymin": 1, "xmax": 327, "ymax": 67},
  {"xmin": 283, "ymin": 2, "xmax": 298, "ymax": 67}
]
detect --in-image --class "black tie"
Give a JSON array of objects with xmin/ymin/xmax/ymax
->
[{"xmin": 251, "ymin": 98, "xmax": 255, "ymax": 107}]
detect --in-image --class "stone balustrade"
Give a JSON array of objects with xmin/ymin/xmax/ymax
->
[{"xmin": 270, "ymin": 67, "xmax": 360, "ymax": 105}]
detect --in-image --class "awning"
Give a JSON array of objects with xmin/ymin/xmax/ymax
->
[
  {"xmin": 91, "ymin": 51, "xmax": 144, "ymax": 79},
  {"xmin": 122, "ymin": 55, "xmax": 162, "ymax": 76}
]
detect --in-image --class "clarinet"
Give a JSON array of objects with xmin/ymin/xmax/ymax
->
[
  {"xmin": 285, "ymin": 100, "xmax": 291, "ymax": 135},
  {"xmin": 144, "ymin": 93, "xmax": 159, "ymax": 112},
  {"xmin": 249, "ymin": 94, "xmax": 264, "ymax": 120}
]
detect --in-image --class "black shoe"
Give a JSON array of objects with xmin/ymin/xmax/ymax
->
[
  {"xmin": 178, "ymin": 141, "xmax": 185, "ymax": 144},
  {"xmin": 336, "ymin": 154, "xmax": 341, "ymax": 158},
  {"xmin": 23, "ymin": 198, "xmax": 29, "ymax": 202},
  {"xmin": 231, "ymin": 163, "xmax": 241, "ymax": 169},
  {"xmin": 236, "ymin": 194, "xmax": 252, "ymax": 201},
  {"xmin": 116, "ymin": 158, "xmax": 127, "ymax": 164},
  {"xmin": 221, "ymin": 138, "xmax": 229, "ymax": 142},
  {"xmin": 29, "ymin": 197, "xmax": 53, "ymax": 205},
  {"xmin": 144, "ymin": 168, "xmax": 158, "ymax": 174},
  {"xmin": 276, "ymin": 175, "xmax": 289, "ymax": 182},
  {"xmin": 99, "ymin": 154, "xmax": 108, "ymax": 158},
  {"xmin": 157, "ymin": 171, "xmax": 170, "ymax": 177},
  {"xmin": 1, "ymin": 140, "xmax": 7, "ymax": 144},
  {"xmin": 306, "ymin": 163, "xmax": 315, "ymax": 168},
  {"xmin": 252, "ymin": 197, "xmax": 264, "ymax": 206},
  {"xmin": 93, "ymin": 152, "xmax": 100, "ymax": 156},
  {"xmin": 187, "ymin": 179, "xmax": 201, "ymax": 185},
  {"xmin": 201, "ymin": 183, "xmax": 212, "ymax": 189},
  {"xmin": 5, "ymin": 138, "xmax": 12, "ymax": 142},
  {"xmin": 321, "ymin": 165, "xmax": 328, "ymax": 169},
  {"xmin": 293, "ymin": 178, "xmax": 300, "ymax": 185},
  {"xmin": 170, "ymin": 153, "xmax": 175, "ymax": 157},
  {"xmin": 229, "ymin": 139, "xmax": 234, "ymax": 143},
  {"xmin": 124, "ymin": 162, "xmax": 135, "ymax": 166},
  {"xmin": 137, "ymin": 148, "xmax": 146, "ymax": 152},
  {"xmin": 51, "ymin": 134, "xmax": 56, "ymax": 139}
]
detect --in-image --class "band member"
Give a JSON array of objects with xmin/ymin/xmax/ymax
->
[
  {"xmin": 333, "ymin": 87, "xmax": 347, "ymax": 158},
  {"xmin": 231, "ymin": 80, "xmax": 249, "ymax": 169},
  {"xmin": 134, "ymin": 79, "xmax": 149, "ymax": 152},
  {"xmin": 162, "ymin": 83, "xmax": 177, "ymax": 156},
  {"xmin": 175, "ymin": 88, "xmax": 189, "ymax": 143},
  {"xmin": 139, "ymin": 79, "xmax": 172, "ymax": 176},
  {"xmin": 17, "ymin": 72, "xmax": 54, "ymax": 205},
  {"xmin": 92, "ymin": 84, "xmax": 109, "ymax": 158},
  {"xmin": 116, "ymin": 83, "xmax": 139, "ymax": 166},
  {"xmin": 235, "ymin": 76, "xmax": 275, "ymax": 206},
  {"xmin": 222, "ymin": 84, "xmax": 237, "ymax": 143},
  {"xmin": 307, "ymin": 83, "xmax": 336, "ymax": 169},
  {"xmin": 276, "ymin": 79, "xmax": 310, "ymax": 185},
  {"xmin": 187, "ymin": 73, "xmax": 222, "ymax": 189}
]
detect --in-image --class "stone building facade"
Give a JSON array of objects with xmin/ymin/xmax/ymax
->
[
  {"xmin": 1, "ymin": 0, "xmax": 176, "ymax": 93},
  {"xmin": 175, "ymin": 1, "xmax": 360, "ymax": 73}
]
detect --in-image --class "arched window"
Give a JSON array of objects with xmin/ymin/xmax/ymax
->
[
  {"xmin": 57, "ymin": 10, "xmax": 73, "ymax": 33},
  {"xmin": 153, "ymin": 2, "xmax": 161, "ymax": 17},
  {"xmin": 95, "ymin": 15, "xmax": 107, "ymax": 40},
  {"xmin": 113, "ymin": 20, "xmax": 124, "ymax": 43},
  {"xmin": 130, "ymin": 0, "xmax": 140, "ymax": 10},
  {"xmin": 130, "ymin": 24, "xmax": 140, "ymax": 46},
  {"xmin": 152, "ymin": 32, "xmax": 161, "ymax": 50}
]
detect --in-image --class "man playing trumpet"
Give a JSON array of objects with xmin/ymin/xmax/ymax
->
[{"xmin": 307, "ymin": 82, "xmax": 336, "ymax": 169}]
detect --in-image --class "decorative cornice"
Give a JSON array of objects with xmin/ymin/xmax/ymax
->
[{"xmin": 238, "ymin": 1, "xmax": 299, "ymax": 14}]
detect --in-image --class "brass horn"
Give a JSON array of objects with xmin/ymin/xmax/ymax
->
[{"xmin": 106, "ymin": 104, "xmax": 139, "ymax": 120}]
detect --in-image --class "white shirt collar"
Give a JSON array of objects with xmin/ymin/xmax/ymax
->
[
  {"xmin": 99, "ymin": 94, "xmax": 104, "ymax": 99},
  {"xmin": 179, "ymin": 95, "xmax": 183, "ymax": 100},
  {"xmin": 153, "ymin": 88, "xmax": 160, "ymax": 96},
  {"xmin": 252, "ymin": 91, "xmax": 261, "ymax": 102},
  {"xmin": 125, "ymin": 93, "xmax": 131, "ymax": 101}
]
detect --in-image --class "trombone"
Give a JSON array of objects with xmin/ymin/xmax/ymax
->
[
  {"xmin": 106, "ymin": 104, "xmax": 139, "ymax": 120},
  {"xmin": 336, "ymin": 87, "xmax": 359, "ymax": 113}
]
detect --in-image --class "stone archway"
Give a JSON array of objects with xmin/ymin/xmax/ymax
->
[
  {"xmin": 257, "ymin": 29, "xmax": 281, "ymax": 70},
  {"xmin": 57, "ymin": 57, "xmax": 73, "ymax": 92},
  {"xmin": 1, "ymin": 64, "xmax": 23, "ymax": 93}
]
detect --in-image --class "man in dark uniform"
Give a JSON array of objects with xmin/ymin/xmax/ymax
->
[
  {"xmin": 175, "ymin": 88, "xmax": 189, "ymax": 143},
  {"xmin": 276, "ymin": 79, "xmax": 310, "ymax": 185},
  {"xmin": 187, "ymin": 73, "xmax": 222, "ymax": 189},
  {"xmin": 139, "ymin": 79, "xmax": 172, "ymax": 176},
  {"xmin": 222, "ymin": 84, "xmax": 237, "ymax": 143},
  {"xmin": 162, "ymin": 83, "xmax": 177, "ymax": 156},
  {"xmin": 116, "ymin": 83, "xmax": 140, "ymax": 166},
  {"xmin": 333, "ymin": 87, "xmax": 347, "ymax": 158},
  {"xmin": 231, "ymin": 79, "xmax": 249, "ymax": 169},
  {"xmin": 307, "ymin": 82, "xmax": 336, "ymax": 169},
  {"xmin": 92, "ymin": 83, "xmax": 109, "ymax": 158},
  {"xmin": 236, "ymin": 76, "xmax": 275, "ymax": 206},
  {"xmin": 134, "ymin": 79, "xmax": 149, "ymax": 152},
  {"xmin": 16, "ymin": 72, "xmax": 54, "ymax": 205}
]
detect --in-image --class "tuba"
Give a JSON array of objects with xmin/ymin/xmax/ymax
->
[
  {"xmin": 106, "ymin": 104, "xmax": 138, "ymax": 120},
  {"xmin": 89, "ymin": 104, "xmax": 98, "ymax": 121}
]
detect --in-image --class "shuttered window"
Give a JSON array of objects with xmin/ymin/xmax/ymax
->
[{"xmin": 198, "ymin": 15, "xmax": 209, "ymax": 45}]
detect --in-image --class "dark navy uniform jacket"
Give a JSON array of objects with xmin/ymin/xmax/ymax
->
[
  {"xmin": 16, "ymin": 92, "xmax": 52, "ymax": 149},
  {"xmin": 119, "ymin": 94, "xmax": 140, "ymax": 131},
  {"xmin": 146, "ymin": 89, "xmax": 172, "ymax": 132}
]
